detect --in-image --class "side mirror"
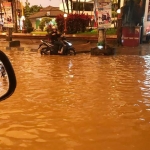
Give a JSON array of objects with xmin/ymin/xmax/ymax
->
[{"xmin": 0, "ymin": 50, "xmax": 16, "ymax": 101}]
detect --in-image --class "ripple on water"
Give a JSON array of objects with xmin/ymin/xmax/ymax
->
[{"xmin": 0, "ymin": 52, "xmax": 150, "ymax": 149}]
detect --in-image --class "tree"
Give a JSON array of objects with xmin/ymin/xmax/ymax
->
[
  {"xmin": 24, "ymin": 1, "xmax": 31, "ymax": 18},
  {"xmin": 121, "ymin": 0, "xmax": 144, "ymax": 26},
  {"xmin": 24, "ymin": 3, "xmax": 42, "ymax": 18},
  {"xmin": 56, "ymin": 15, "xmax": 64, "ymax": 33},
  {"xmin": 56, "ymin": 13, "xmax": 90, "ymax": 34},
  {"xmin": 62, "ymin": 0, "xmax": 73, "ymax": 13},
  {"xmin": 83, "ymin": 0, "xmax": 86, "ymax": 13},
  {"xmin": 70, "ymin": 0, "xmax": 73, "ymax": 13},
  {"xmin": 65, "ymin": 0, "xmax": 69, "ymax": 13},
  {"xmin": 62, "ymin": 0, "xmax": 65, "ymax": 12},
  {"xmin": 30, "ymin": 5, "xmax": 42, "ymax": 14},
  {"xmin": 39, "ymin": 17, "xmax": 51, "ymax": 31},
  {"xmin": 24, "ymin": 18, "xmax": 33, "ymax": 33}
]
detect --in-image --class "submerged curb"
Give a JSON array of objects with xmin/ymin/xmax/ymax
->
[
  {"xmin": 0, "ymin": 46, "xmax": 91, "ymax": 54},
  {"xmin": 0, "ymin": 46, "xmax": 38, "ymax": 52},
  {"xmin": 0, "ymin": 40, "xmax": 94, "ymax": 53}
]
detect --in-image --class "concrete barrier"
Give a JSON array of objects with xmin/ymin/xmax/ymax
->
[{"xmin": 91, "ymin": 45, "xmax": 116, "ymax": 55}]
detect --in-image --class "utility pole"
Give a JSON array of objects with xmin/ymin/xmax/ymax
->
[
  {"xmin": 12, "ymin": 0, "xmax": 18, "ymax": 33},
  {"xmin": 5, "ymin": 0, "xmax": 20, "ymax": 46},
  {"xmin": 91, "ymin": 0, "xmax": 115, "ymax": 55},
  {"xmin": 6, "ymin": 0, "xmax": 18, "ymax": 41},
  {"xmin": 5, "ymin": 0, "xmax": 13, "ymax": 41},
  {"xmin": 118, "ymin": 0, "xmax": 120, "ymax": 8}
]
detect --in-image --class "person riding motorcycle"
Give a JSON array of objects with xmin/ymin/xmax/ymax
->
[
  {"xmin": 49, "ymin": 26, "xmax": 64, "ymax": 54},
  {"xmin": 0, "ymin": 62, "xmax": 6, "ymax": 78}
]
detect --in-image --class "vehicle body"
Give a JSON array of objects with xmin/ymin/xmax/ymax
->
[
  {"xmin": 38, "ymin": 37, "xmax": 76, "ymax": 56},
  {"xmin": 0, "ymin": 50, "xmax": 16, "ymax": 101}
]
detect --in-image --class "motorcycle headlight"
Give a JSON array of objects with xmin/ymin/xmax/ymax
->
[{"xmin": 68, "ymin": 43, "xmax": 72, "ymax": 46}]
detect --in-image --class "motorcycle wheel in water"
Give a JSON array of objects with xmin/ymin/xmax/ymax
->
[
  {"xmin": 40, "ymin": 47, "xmax": 76, "ymax": 56},
  {"xmin": 40, "ymin": 47, "xmax": 50, "ymax": 55},
  {"xmin": 66, "ymin": 48, "xmax": 76, "ymax": 55}
]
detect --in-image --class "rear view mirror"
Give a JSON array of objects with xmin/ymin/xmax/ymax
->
[{"xmin": 0, "ymin": 50, "xmax": 16, "ymax": 101}]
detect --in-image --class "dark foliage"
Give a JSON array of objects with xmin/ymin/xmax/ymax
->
[
  {"xmin": 121, "ymin": 0, "xmax": 144, "ymax": 26},
  {"xmin": 56, "ymin": 13, "xmax": 90, "ymax": 34},
  {"xmin": 56, "ymin": 14, "xmax": 65, "ymax": 33},
  {"xmin": 24, "ymin": 18, "xmax": 33, "ymax": 33}
]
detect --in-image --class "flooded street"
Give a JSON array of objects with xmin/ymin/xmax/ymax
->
[{"xmin": 0, "ymin": 49, "xmax": 150, "ymax": 150}]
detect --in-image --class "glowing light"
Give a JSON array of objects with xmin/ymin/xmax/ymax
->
[
  {"xmin": 20, "ymin": 16, "xmax": 25, "ymax": 21},
  {"xmin": 117, "ymin": 9, "xmax": 121, "ymax": 14},
  {"xmin": 64, "ymin": 13, "xmax": 67, "ymax": 18},
  {"xmin": 97, "ymin": 45, "xmax": 103, "ymax": 49}
]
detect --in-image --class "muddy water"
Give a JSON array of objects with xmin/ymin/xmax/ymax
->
[{"xmin": 0, "ymin": 50, "xmax": 150, "ymax": 150}]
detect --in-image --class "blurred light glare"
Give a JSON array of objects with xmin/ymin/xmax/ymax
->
[
  {"xmin": 97, "ymin": 46, "xmax": 103, "ymax": 49},
  {"xmin": 117, "ymin": 9, "xmax": 121, "ymax": 14},
  {"xmin": 64, "ymin": 13, "xmax": 67, "ymax": 18}
]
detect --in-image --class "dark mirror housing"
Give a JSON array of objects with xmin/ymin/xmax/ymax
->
[{"xmin": 0, "ymin": 50, "xmax": 16, "ymax": 101}]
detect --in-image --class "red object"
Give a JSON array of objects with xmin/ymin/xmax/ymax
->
[{"xmin": 122, "ymin": 26, "xmax": 141, "ymax": 47}]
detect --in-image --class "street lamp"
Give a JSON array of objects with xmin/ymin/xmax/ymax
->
[
  {"xmin": 64, "ymin": 13, "xmax": 67, "ymax": 34},
  {"xmin": 117, "ymin": 9, "xmax": 121, "ymax": 19}
]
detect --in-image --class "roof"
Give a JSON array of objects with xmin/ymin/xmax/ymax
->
[{"xmin": 29, "ymin": 6, "xmax": 64, "ymax": 19}]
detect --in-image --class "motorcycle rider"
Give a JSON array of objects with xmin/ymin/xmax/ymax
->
[
  {"xmin": 49, "ymin": 26, "xmax": 64, "ymax": 54},
  {"xmin": 0, "ymin": 62, "xmax": 6, "ymax": 78}
]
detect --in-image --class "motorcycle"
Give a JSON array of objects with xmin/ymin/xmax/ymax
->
[
  {"xmin": 0, "ymin": 62, "xmax": 6, "ymax": 78},
  {"xmin": 38, "ymin": 36, "xmax": 76, "ymax": 55}
]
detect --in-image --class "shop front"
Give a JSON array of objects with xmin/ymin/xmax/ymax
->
[{"xmin": 143, "ymin": 0, "xmax": 150, "ymax": 42}]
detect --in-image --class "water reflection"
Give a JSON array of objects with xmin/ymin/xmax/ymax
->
[
  {"xmin": 0, "ymin": 51, "xmax": 150, "ymax": 149},
  {"xmin": 0, "ymin": 61, "xmax": 9, "ymax": 96}
]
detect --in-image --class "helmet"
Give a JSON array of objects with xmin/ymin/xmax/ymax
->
[{"xmin": 52, "ymin": 26, "xmax": 57, "ymax": 30}]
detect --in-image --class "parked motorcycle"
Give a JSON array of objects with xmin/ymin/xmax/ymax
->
[{"xmin": 38, "ymin": 36, "xmax": 76, "ymax": 55}]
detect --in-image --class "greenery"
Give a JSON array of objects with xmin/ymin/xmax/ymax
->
[
  {"xmin": 24, "ymin": 2, "xmax": 42, "ymax": 18},
  {"xmin": 97, "ymin": 41, "xmax": 104, "ymax": 46},
  {"xmin": 56, "ymin": 15, "xmax": 64, "ymax": 33},
  {"xmin": 106, "ymin": 28, "xmax": 117, "ymax": 35},
  {"xmin": 23, "ymin": 2, "xmax": 42, "ymax": 33},
  {"xmin": 112, "ymin": 11, "xmax": 117, "ymax": 18},
  {"xmin": 24, "ymin": 2, "xmax": 30, "ymax": 18},
  {"xmin": 24, "ymin": 18, "xmax": 34, "ymax": 33},
  {"xmin": 30, "ymin": 5, "xmax": 42, "ymax": 13},
  {"xmin": 23, "ymin": 0, "xmax": 118, "ymax": 35},
  {"xmin": 39, "ymin": 17, "xmax": 51, "ymax": 31},
  {"xmin": 75, "ymin": 28, "xmax": 116, "ymax": 35},
  {"xmin": 31, "ymin": 28, "xmax": 117, "ymax": 36},
  {"xmin": 121, "ymin": 0, "xmax": 144, "ymax": 26},
  {"xmin": 56, "ymin": 13, "xmax": 90, "ymax": 34},
  {"xmin": 31, "ymin": 31, "xmax": 47, "ymax": 35},
  {"xmin": 76, "ymin": 30, "xmax": 98, "ymax": 35}
]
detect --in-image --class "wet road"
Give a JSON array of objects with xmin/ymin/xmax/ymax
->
[{"xmin": 0, "ymin": 49, "xmax": 150, "ymax": 150}]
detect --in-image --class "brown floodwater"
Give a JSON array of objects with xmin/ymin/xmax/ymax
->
[{"xmin": 0, "ymin": 50, "xmax": 150, "ymax": 150}]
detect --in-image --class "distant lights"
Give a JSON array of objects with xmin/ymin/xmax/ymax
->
[
  {"xmin": 117, "ymin": 9, "xmax": 121, "ymax": 14},
  {"xmin": 97, "ymin": 45, "xmax": 103, "ymax": 49},
  {"xmin": 20, "ymin": 16, "xmax": 25, "ymax": 21},
  {"xmin": 64, "ymin": 13, "xmax": 67, "ymax": 18}
]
